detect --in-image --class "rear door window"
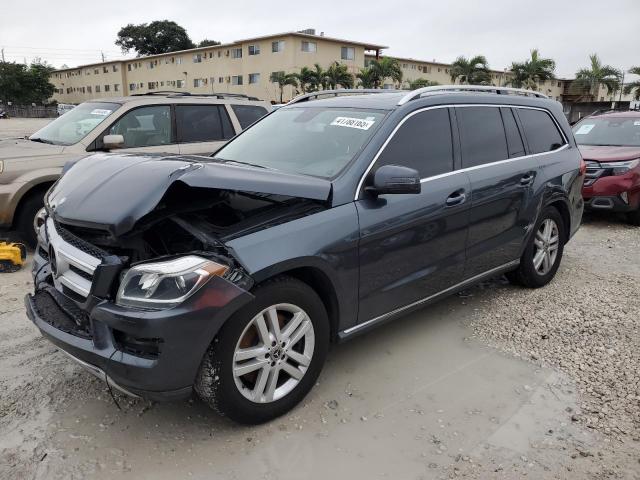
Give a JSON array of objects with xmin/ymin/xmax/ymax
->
[
  {"xmin": 501, "ymin": 107, "xmax": 526, "ymax": 158},
  {"xmin": 231, "ymin": 104, "xmax": 269, "ymax": 129},
  {"xmin": 109, "ymin": 105, "xmax": 172, "ymax": 147},
  {"xmin": 376, "ymin": 108, "xmax": 454, "ymax": 178},
  {"xmin": 517, "ymin": 108, "xmax": 566, "ymax": 154},
  {"xmin": 176, "ymin": 105, "xmax": 235, "ymax": 143},
  {"xmin": 457, "ymin": 106, "xmax": 508, "ymax": 168}
]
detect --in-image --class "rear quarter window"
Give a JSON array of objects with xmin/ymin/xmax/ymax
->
[
  {"xmin": 517, "ymin": 108, "xmax": 566, "ymax": 154},
  {"xmin": 231, "ymin": 104, "xmax": 269, "ymax": 129}
]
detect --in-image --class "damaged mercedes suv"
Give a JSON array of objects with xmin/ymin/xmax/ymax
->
[{"xmin": 26, "ymin": 87, "xmax": 584, "ymax": 424}]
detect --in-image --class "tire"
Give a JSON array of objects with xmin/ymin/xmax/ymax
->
[
  {"xmin": 195, "ymin": 276, "xmax": 330, "ymax": 424},
  {"xmin": 626, "ymin": 207, "xmax": 640, "ymax": 226},
  {"xmin": 506, "ymin": 206, "xmax": 565, "ymax": 288},
  {"xmin": 15, "ymin": 193, "xmax": 45, "ymax": 248}
]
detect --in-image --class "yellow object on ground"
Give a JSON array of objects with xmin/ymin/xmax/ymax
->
[{"xmin": 0, "ymin": 241, "xmax": 26, "ymax": 273}]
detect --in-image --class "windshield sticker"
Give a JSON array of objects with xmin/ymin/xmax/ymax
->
[
  {"xmin": 330, "ymin": 117, "xmax": 375, "ymax": 130},
  {"xmin": 90, "ymin": 109, "xmax": 112, "ymax": 116},
  {"xmin": 634, "ymin": 120, "xmax": 640, "ymax": 126},
  {"xmin": 575, "ymin": 124, "xmax": 595, "ymax": 135}
]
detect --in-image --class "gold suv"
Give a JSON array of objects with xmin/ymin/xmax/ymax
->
[{"xmin": 0, "ymin": 92, "xmax": 271, "ymax": 246}]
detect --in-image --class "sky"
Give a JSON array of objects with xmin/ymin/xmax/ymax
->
[{"xmin": 1, "ymin": 0, "xmax": 638, "ymax": 79}]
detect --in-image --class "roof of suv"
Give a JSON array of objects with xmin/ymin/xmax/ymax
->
[
  {"xmin": 586, "ymin": 110, "xmax": 640, "ymax": 120},
  {"xmin": 89, "ymin": 92, "xmax": 269, "ymax": 105}
]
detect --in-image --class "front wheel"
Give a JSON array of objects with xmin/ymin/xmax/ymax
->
[
  {"xmin": 506, "ymin": 206, "xmax": 565, "ymax": 288},
  {"xmin": 626, "ymin": 207, "xmax": 640, "ymax": 226},
  {"xmin": 195, "ymin": 276, "xmax": 329, "ymax": 424}
]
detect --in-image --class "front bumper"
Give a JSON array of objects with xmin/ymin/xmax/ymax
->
[
  {"xmin": 582, "ymin": 171, "xmax": 640, "ymax": 212},
  {"xmin": 27, "ymin": 250, "xmax": 253, "ymax": 401}
]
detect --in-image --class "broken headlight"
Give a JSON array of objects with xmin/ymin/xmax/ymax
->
[
  {"xmin": 600, "ymin": 159, "xmax": 639, "ymax": 176},
  {"xmin": 116, "ymin": 256, "xmax": 228, "ymax": 309}
]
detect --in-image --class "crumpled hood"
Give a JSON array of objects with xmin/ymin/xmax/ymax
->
[
  {"xmin": 47, "ymin": 153, "xmax": 332, "ymax": 236},
  {"xmin": 0, "ymin": 138, "xmax": 65, "ymax": 160},
  {"xmin": 579, "ymin": 145, "xmax": 640, "ymax": 162}
]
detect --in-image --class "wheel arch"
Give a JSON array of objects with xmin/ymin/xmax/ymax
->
[
  {"xmin": 12, "ymin": 180, "xmax": 55, "ymax": 227},
  {"xmin": 545, "ymin": 196, "xmax": 571, "ymax": 241}
]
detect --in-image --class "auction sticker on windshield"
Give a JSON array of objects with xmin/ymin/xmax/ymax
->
[
  {"xmin": 330, "ymin": 117, "xmax": 375, "ymax": 130},
  {"xmin": 90, "ymin": 109, "xmax": 112, "ymax": 116},
  {"xmin": 575, "ymin": 124, "xmax": 595, "ymax": 135}
]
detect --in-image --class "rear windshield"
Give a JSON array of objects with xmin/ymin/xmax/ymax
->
[
  {"xmin": 212, "ymin": 107, "xmax": 386, "ymax": 178},
  {"xmin": 573, "ymin": 117, "xmax": 640, "ymax": 147},
  {"xmin": 30, "ymin": 102, "xmax": 120, "ymax": 146}
]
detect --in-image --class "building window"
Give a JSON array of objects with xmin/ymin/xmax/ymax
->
[
  {"xmin": 148, "ymin": 82, "xmax": 156, "ymax": 90},
  {"xmin": 231, "ymin": 75, "xmax": 243, "ymax": 85},
  {"xmin": 114, "ymin": 84, "xmax": 119, "ymax": 92},
  {"xmin": 248, "ymin": 44, "xmax": 260, "ymax": 55},
  {"xmin": 176, "ymin": 79, "xmax": 184, "ymax": 88},
  {"xmin": 272, "ymin": 40, "xmax": 284, "ymax": 53},
  {"xmin": 104, "ymin": 84, "xmax": 110, "ymax": 92},
  {"xmin": 341, "ymin": 47, "xmax": 355, "ymax": 61},
  {"xmin": 193, "ymin": 53, "xmax": 202, "ymax": 63},
  {"xmin": 127, "ymin": 64, "xmax": 132, "ymax": 72},
  {"xmin": 411, "ymin": 64, "xmax": 416, "ymax": 70},
  {"xmin": 219, "ymin": 77, "xmax": 224, "ymax": 83},
  {"xmin": 176, "ymin": 57, "xmax": 183, "ymax": 65},
  {"xmin": 87, "ymin": 86, "xmax": 92, "ymax": 93},
  {"xmin": 94, "ymin": 68, "xmax": 99, "ymax": 74},
  {"xmin": 249, "ymin": 73, "xmax": 260, "ymax": 84},
  {"xmin": 129, "ymin": 83, "xmax": 136, "ymax": 91},
  {"xmin": 103, "ymin": 66, "xmax": 108, "ymax": 73},
  {"xmin": 112, "ymin": 65, "xmax": 118, "ymax": 72},
  {"xmin": 301, "ymin": 41, "xmax": 317, "ymax": 53},
  {"xmin": 231, "ymin": 47, "xmax": 243, "ymax": 59},
  {"xmin": 95, "ymin": 85, "xmax": 101, "ymax": 93},
  {"xmin": 194, "ymin": 78, "xmax": 203, "ymax": 87}
]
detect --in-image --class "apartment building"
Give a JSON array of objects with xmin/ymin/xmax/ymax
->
[{"xmin": 50, "ymin": 30, "xmax": 385, "ymax": 104}]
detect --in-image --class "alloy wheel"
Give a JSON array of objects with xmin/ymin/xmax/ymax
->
[
  {"xmin": 532, "ymin": 218, "xmax": 559, "ymax": 276},
  {"xmin": 233, "ymin": 303, "xmax": 315, "ymax": 403}
]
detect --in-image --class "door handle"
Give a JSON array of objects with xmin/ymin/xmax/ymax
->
[
  {"xmin": 520, "ymin": 173, "xmax": 535, "ymax": 186},
  {"xmin": 445, "ymin": 189, "xmax": 467, "ymax": 207}
]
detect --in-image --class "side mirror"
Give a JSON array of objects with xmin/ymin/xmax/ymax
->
[
  {"xmin": 365, "ymin": 164, "xmax": 421, "ymax": 196},
  {"xmin": 103, "ymin": 134, "xmax": 125, "ymax": 150}
]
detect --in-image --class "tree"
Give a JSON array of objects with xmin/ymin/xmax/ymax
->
[
  {"xmin": 324, "ymin": 62, "xmax": 354, "ymax": 89},
  {"xmin": 450, "ymin": 55, "xmax": 491, "ymax": 85},
  {"xmin": 296, "ymin": 66, "xmax": 318, "ymax": 93},
  {"xmin": 408, "ymin": 78, "xmax": 439, "ymax": 89},
  {"xmin": 270, "ymin": 71, "xmax": 298, "ymax": 103},
  {"xmin": 310, "ymin": 63, "xmax": 329, "ymax": 90},
  {"xmin": 574, "ymin": 54, "xmax": 621, "ymax": 99},
  {"xmin": 198, "ymin": 39, "xmax": 221, "ymax": 48},
  {"xmin": 368, "ymin": 57, "xmax": 402, "ymax": 88},
  {"xmin": 115, "ymin": 20, "xmax": 196, "ymax": 56},
  {"xmin": 0, "ymin": 60, "xmax": 55, "ymax": 104},
  {"xmin": 623, "ymin": 66, "xmax": 640, "ymax": 100},
  {"xmin": 356, "ymin": 67, "xmax": 377, "ymax": 88},
  {"xmin": 508, "ymin": 49, "xmax": 555, "ymax": 90}
]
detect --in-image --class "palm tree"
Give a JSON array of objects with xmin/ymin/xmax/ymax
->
[
  {"xmin": 270, "ymin": 71, "xmax": 298, "ymax": 103},
  {"xmin": 307, "ymin": 63, "xmax": 328, "ymax": 91},
  {"xmin": 507, "ymin": 49, "xmax": 555, "ymax": 90},
  {"xmin": 408, "ymin": 78, "xmax": 439, "ymax": 90},
  {"xmin": 574, "ymin": 54, "xmax": 621, "ymax": 100},
  {"xmin": 357, "ymin": 67, "xmax": 377, "ymax": 88},
  {"xmin": 324, "ymin": 62, "xmax": 354, "ymax": 89},
  {"xmin": 368, "ymin": 57, "xmax": 402, "ymax": 88},
  {"xmin": 623, "ymin": 66, "xmax": 640, "ymax": 100},
  {"xmin": 450, "ymin": 55, "xmax": 491, "ymax": 85},
  {"xmin": 296, "ymin": 66, "xmax": 317, "ymax": 93}
]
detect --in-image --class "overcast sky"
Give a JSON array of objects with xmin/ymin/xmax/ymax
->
[{"xmin": 1, "ymin": 0, "xmax": 638, "ymax": 79}]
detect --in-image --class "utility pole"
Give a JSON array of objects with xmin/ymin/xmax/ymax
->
[
  {"xmin": 101, "ymin": 51, "xmax": 105, "ymax": 62},
  {"xmin": 1, "ymin": 48, "xmax": 4, "ymax": 62},
  {"xmin": 618, "ymin": 69, "xmax": 625, "ymax": 105}
]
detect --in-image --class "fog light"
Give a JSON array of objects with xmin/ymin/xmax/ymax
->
[{"xmin": 620, "ymin": 192, "xmax": 629, "ymax": 204}]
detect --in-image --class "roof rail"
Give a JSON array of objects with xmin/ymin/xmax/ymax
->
[
  {"xmin": 287, "ymin": 89, "xmax": 401, "ymax": 105},
  {"xmin": 397, "ymin": 85, "xmax": 548, "ymax": 105},
  {"xmin": 130, "ymin": 91, "xmax": 260, "ymax": 100}
]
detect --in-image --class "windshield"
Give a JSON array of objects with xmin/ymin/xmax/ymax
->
[
  {"xmin": 212, "ymin": 107, "xmax": 386, "ymax": 178},
  {"xmin": 573, "ymin": 117, "xmax": 640, "ymax": 147},
  {"xmin": 30, "ymin": 102, "xmax": 120, "ymax": 146}
]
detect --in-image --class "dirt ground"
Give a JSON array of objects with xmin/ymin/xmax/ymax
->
[{"xmin": 0, "ymin": 118, "xmax": 639, "ymax": 479}]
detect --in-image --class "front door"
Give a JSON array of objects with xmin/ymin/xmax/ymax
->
[
  {"xmin": 108, "ymin": 104, "xmax": 180, "ymax": 154},
  {"xmin": 456, "ymin": 106, "xmax": 540, "ymax": 277},
  {"xmin": 356, "ymin": 107, "xmax": 471, "ymax": 324}
]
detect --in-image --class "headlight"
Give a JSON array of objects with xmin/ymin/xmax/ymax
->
[
  {"xmin": 600, "ymin": 159, "xmax": 639, "ymax": 176},
  {"xmin": 116, "ymin": 256, "xmax": 228, "ymax": 310}
]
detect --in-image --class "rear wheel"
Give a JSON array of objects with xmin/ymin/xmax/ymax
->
[
  {"xmin": 506, "ymin": 206, "xmax": 565, "ymax": 288},
  {"xmin": 195, "ymin": 276, "xmax": 329, "ymax": 424}
]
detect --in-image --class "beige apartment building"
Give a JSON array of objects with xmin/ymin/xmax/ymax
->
[
  {"xmin": 50, "ymin": 29, "xmax": 635, "ymax": 104},
  {"xmin": 51, "ymin": 30, "xmax": 385, "ymax": 104}
]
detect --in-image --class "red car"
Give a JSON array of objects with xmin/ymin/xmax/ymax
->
[{"xmin": 573, "ymin": 111, "xmax": 640, "ymax": 225}]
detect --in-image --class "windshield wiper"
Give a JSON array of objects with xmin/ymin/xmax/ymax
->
[
  {"xmin": 215, "ymin": 158, "xmax": 271, "ymax": 170},
  {"xmin": 30, "ymin": 137, "xmax": 55, "ymax": 145}
]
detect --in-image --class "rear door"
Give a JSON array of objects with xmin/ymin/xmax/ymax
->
[
  {"xmin": 356, "ymin": 107, "xmax": 471, "ymax": 323},
  {"xmin": 457, "ymin": 105, "xmax": 540, "ymax": 277},
  {"xmin": 176, "ymin": 104, "xmax": 236, "ymax": 155}
]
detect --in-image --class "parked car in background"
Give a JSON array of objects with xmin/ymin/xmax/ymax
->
[
  {"xmin": 56, "ymin": 103, "xmax": 76, "ymax": 116},
  {"xmin": 26, "ymin": 86, "xmax": 583, "ymax": 424},
  {"xmin": 0, "ymin": 92, "xmax": 271, "ymax": 246},
  {"xmin": 0, "ymin": 109, "xmax": 8, "ymax": 119},
  {"xmin": 574, "ymin": 110, "xmax": 640, "ymax": 225}
]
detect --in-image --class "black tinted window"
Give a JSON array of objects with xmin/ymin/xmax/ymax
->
[
  {"xmin": 176, "ymin": 105, "xmax": 234, "ymax": 143},
  {"xmin": 501, "ymin": 107, "xmax": 525, "ymax": 158},
  {"xmin": 377, "ymin": 109, "xmax": 453, "ymax": 178},
  {"xmin": 518, "ymin": 108, "xmax": 565, "ymax": 154},
  {"xmin": 457, "ymin": 107, "xmax": 508, "ymax": 167},
  {"xmin": 231, "ymin": 105, "xmax": 268, "ymax": 129}
]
